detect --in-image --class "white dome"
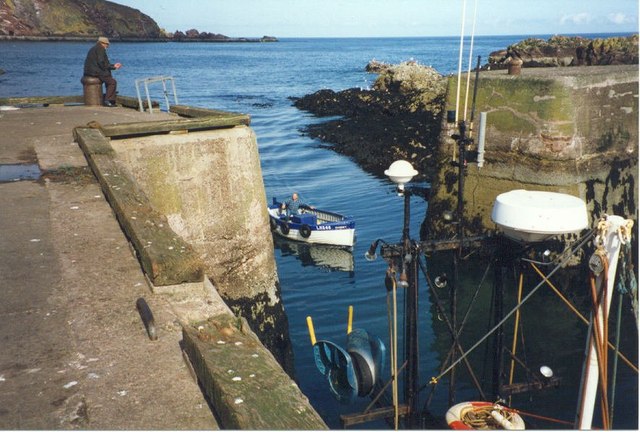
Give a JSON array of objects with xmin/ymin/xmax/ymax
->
[
  {"xmin": 384, "ymin": 160, "xmax": 418, "ymax": 186},
  {"xmin": 491, "ymin": 189, "xmax": 588, "ymax": 242}
]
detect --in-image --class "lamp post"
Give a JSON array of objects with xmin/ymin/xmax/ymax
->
[{"xmin": 384, "ymin": 160, "xmax": 420, "ymax": 427}]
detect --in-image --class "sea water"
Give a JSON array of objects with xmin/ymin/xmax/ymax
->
[{"xmin": 0, "ymin": 34, "xmax": 636, "ymax": 429}]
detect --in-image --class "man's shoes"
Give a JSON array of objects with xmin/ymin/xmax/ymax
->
[{"xmin": 104, "ymin": 101, "xmax": 116, "ymax": 107}]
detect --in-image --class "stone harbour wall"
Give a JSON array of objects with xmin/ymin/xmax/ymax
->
[
  {"xmin": 433, "ymin": 65, "xmax": 638, "ymax": 235},
  {"xmin": 109, "ymin": 124, "xmax": 295, "ymax": 375},
  {"xmin": 111, "ymin": 127, "xmax": 277, "ymax": 297}
]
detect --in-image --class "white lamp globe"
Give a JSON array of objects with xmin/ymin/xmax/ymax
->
[{"xmin": 384, "ymin": 160, "xmax": 418, "ymax": 190}]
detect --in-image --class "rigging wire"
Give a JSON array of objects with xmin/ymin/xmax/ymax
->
[
  {"xmin": 430, "ymin": 230, "xmax": 595, "ymax": 384},
  {"xmin": 507, "ymin": 271, "xmax": 525, "ymax": 406},
  {"xmin": 421, "ymin": 254, "xmax": 494, "ymax": 408},
  {"xmin": 456, "ymin": 253, "xmax": 494, "ymax": 338},
  {"xmin": 611, "ymin": 241, "xmax": 637, "ymax": 422},
  {"xmin": 530, "ymin": 262, "xmax": 638, "ymax": 373},
  {"xmin": 418, "ymin": 255, "xmax": 487, "ymax": 399},
  {"xmin": 610, "ymin": 287, "xmax": 623, "ymax": 424}
]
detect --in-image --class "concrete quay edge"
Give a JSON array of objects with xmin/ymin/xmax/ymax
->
[{"xmin": 0, "ymin": 99, "xmax": 326, "ymax": 429}]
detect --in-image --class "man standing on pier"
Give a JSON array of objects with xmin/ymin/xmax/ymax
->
[{"xmin": 83, "ymin": 36, "xmax": 122, "ymax": 107}]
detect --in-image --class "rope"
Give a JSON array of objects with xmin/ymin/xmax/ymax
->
[
  {"xmin": 617, "ymin": 241, "xmax": 638, "ymax": 331},
  {"xmin": 459, "ymin": 404, "xmax": 518, "ymax": 429},
  {"xmin": 385, "ymin": 268, "xmax": 400, "ymax": 429},
  {"xmin": 430, "ymin": 231, "xmax": 594, "ymax": 384},
  {"xmin": 507, "ymin": 271, "xmax": 524, "ymax": 405},
  {"xmin": 530, "ymin": 262, "xmax": 638, "ymax": 373},
  {"xmin": 363, "ymin": 361, "xmax": 408, "ymax": 414},
  {"xmin": 509, "ymin": 407, "xmax": 575, "ymax": 427},
  {"xmin": 588, "ymin": 253, "xmax": 610, "ymax": 429}
]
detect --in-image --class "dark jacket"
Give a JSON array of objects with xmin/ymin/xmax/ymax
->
[{"xmin": 83, "ymin": 43, "xmax": 115, "ymax": 78}]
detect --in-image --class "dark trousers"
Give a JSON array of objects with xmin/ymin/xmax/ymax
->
[{"xmin": 99, "ymin": 75, "xmax": 117, "ymax": 102}]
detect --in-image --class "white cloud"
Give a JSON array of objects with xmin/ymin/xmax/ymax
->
[
  {"xmin": 608, "ymin": 12, "xmax": 631, "ymax": 25},
  {"xmin": 560, "ymin": 12, "xmax": 592, "ymax": 25}
]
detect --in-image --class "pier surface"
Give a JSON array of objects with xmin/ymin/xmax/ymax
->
[{"xmin": 0, "ymin": 105, "xmax": 219, "ymax": 429}]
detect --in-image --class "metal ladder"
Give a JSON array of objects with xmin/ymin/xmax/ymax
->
[{"xmin": 135, "ymin": 76, "xmax": 178, "ymax": 114}]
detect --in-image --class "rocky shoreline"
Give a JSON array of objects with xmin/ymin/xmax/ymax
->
[
  {"xmin": 0, "ymin": 35, "xmax": 277, "ymax": 43},
  {"xmin": 292, "ymin": 61, "xmax": 447, "ymax": 180}
]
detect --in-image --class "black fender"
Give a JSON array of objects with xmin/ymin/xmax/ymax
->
[
  {"xmin": 280, "ymin": 221, "xmax": 290, "ymax": 235},
  {"xmin": 300, "ymin": 224, "xmax": 312, "ymax": 238},
  {"xmin": 350, "ymin": 351, "xmax": 374, "ymax": 396}
]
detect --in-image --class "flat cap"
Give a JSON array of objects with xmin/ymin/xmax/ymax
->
[{"xmin": 98, "ymin": 36, "xmax": 110, "ymax": 45}]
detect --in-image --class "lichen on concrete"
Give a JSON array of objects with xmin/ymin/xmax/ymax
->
[{"xmin": 182, "ymin": 315, "xmax": 327, "ymax": 430}]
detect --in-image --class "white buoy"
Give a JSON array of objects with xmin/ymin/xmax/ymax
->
[{"xmin": 540, "ymin": 365, "xmax": 553, "ymax": 378}]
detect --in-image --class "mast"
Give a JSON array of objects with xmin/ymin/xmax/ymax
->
[{"xmin": 575, "ymin": 215, "xmax": 633, "ymax": 429}]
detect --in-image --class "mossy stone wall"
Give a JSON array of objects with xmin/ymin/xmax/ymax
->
[
  {"xmin": 110, "ymin": 126, "xmax": 278, "ymax": 300},
  {"xmin": 434, "ymin": 65, "xmax": 638, "ymax": 233}
]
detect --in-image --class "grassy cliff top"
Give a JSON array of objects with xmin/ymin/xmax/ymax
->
[{"xmin": 0, "ymin": 0, "xmax": 162, "ymax": 39}]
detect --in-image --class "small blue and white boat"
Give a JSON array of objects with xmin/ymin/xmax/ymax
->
[{"xmin": 268, "ymin": 197, "xmax": 355, "ymax": 248}]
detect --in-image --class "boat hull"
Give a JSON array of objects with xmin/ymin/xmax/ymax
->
[{"xmin": 268, "ymin": 200, "xmax": 355, "ymax": 248}]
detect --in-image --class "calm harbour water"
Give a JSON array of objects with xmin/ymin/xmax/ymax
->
[{"xmin": 0, "ymin": 35, "xmax": 637, "ymax": 429}]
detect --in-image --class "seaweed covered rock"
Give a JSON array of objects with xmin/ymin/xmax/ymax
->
[
  {"xmin": 293, "ymin": 61, "xmax": 447, "ymax": 178},
  {"xmin": 373, "ymin": 60, "xmax": 447, "ymax": 113},
  {"xmin": 487, "ymin": 34, "xmax": 639, "ymax": 69}
]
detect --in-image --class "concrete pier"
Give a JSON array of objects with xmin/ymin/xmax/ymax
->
[
  {"xmin": 0, "ymin": 99, "xmax": 326, "ymax": 429},
  {"xmin": 434, "ymin": 65, "xmax": 638, "ymax": 235}
]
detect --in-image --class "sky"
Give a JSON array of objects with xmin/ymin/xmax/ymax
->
[{"xmin": 110, "ymin": 0, "xmax": 639, "ymax": 38}]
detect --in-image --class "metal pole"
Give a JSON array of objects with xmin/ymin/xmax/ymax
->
[
  {"xmin": 402, "ymin": 191, "xmax": 419, "ymax": 427},
  {"xmin": 456, "ymin": 121, "xmax": 467, "ymax": 248},
  {"xmin": 135, "ymin": 79, "xmax": 143, "ymax": 112},
  {"xmin": 171, "ymin": 77, "xmax": 179, "ymax": 105},
  {"xmin": 448, "ymin": 120, "xmax": 468, "ymax": 405},
  {"xmin": 145, "ymin": 80, "xmax": 153, "ymax": 114},
  {"xmin": 492, "ymin": 240, "xmax": 506, "ymax": 399},
  {"xmin": 449, "ymin": 252, "xmax": 458, "ymax": 406},
  {"xmin": 161, "ymin": 78, "xmax": 170, "ymax": 111},
  {"xmin": 469, "ymin": 55, "xmax": 481, "ymax": 126}
]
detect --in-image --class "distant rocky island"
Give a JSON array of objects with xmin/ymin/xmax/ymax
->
[{"xmin": 0, "ymin": 0, "xmax": 277, "ymax": 43}]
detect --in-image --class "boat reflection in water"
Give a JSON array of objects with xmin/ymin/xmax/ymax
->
[{"xmin": 273, "ymin": 235, "xmax": 355, "ymax": 274}]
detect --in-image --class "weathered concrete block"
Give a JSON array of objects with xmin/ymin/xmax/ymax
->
[
  {"xmin": 108, "ymin": 124, "xmax": 293, "ymax": 371},
  {"xmin": 109, "ymin": 126, "xmax": 277, "ymax": 300},
  {"xmin": 182, "ymin": 316, "xmax": 327, "ymax": 430},
  {"xmin": 74, "ymin": 127, "xmax": 204, "ymax": 286}
]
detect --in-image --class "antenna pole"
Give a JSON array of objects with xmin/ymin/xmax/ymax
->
[
  {"xmin": 402, "ymin": 190, "xmax": 420, "ymax": 427},
  {"xmin": 470, "ymin": 55, "xmax": 482, "ymax": 129}
]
